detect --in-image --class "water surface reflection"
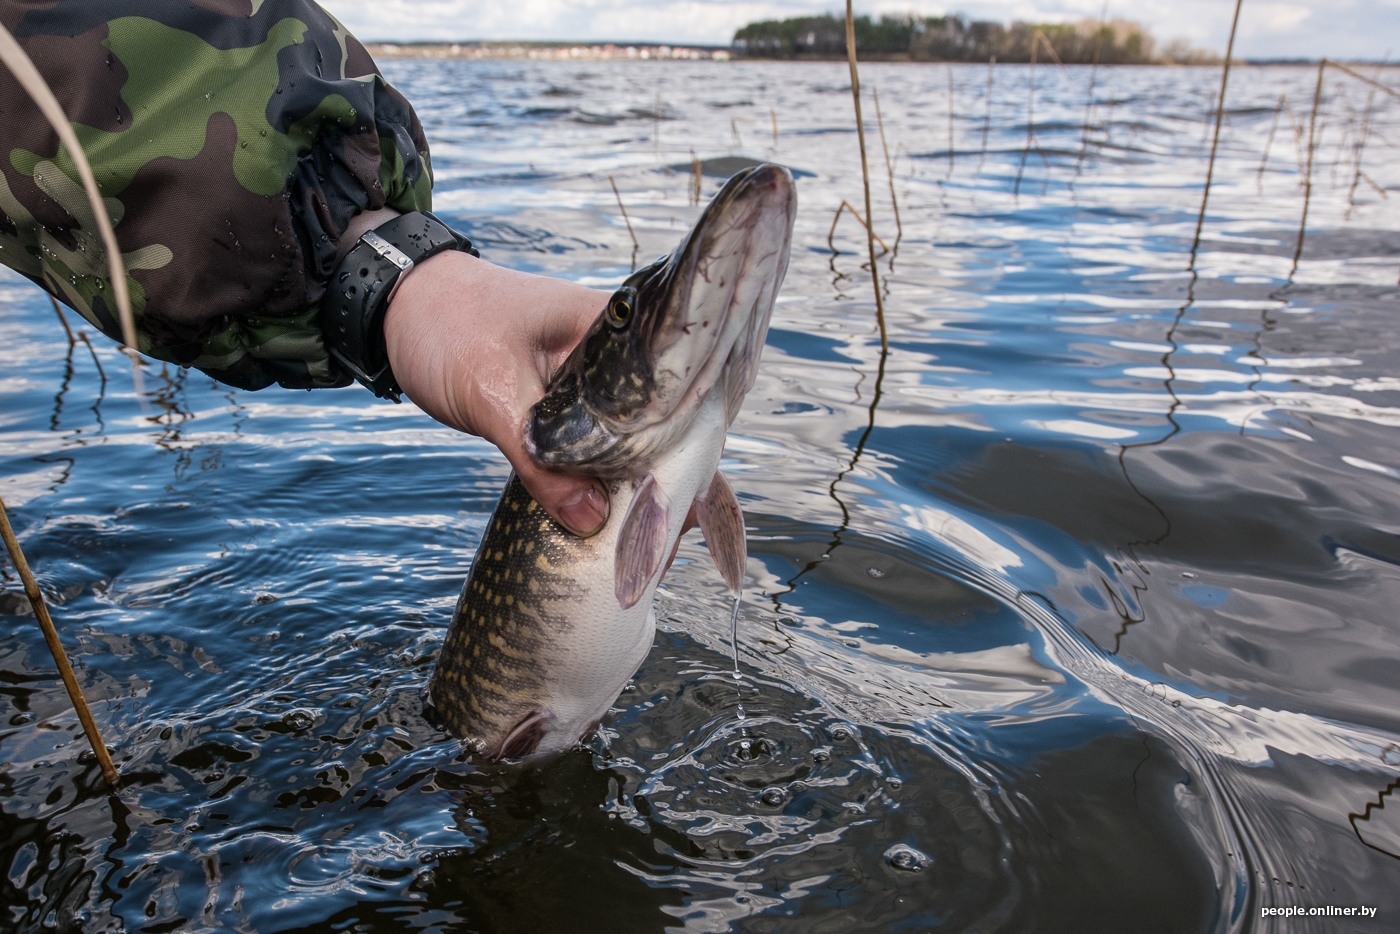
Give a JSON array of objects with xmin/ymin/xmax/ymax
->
[{"xmin": 2, "ymin": 60, "xmax": 1399, "ymax": 931}]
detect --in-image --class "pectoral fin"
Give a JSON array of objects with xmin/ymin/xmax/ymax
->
[
  {"xmin": 697, "ymin": 470, "xmax": 747, "ymax": 594},
  {"xmin": 493, "ymin": 708, "xmax": 557, "ymax": 760},
  {"xmin": 615, "ymin": 473, "xmax": 672, "ymax": 609}
]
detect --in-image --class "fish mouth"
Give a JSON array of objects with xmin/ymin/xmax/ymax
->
[{"xmin": 528, "ymin": 163, "xmax": 797, "ymax": 472}]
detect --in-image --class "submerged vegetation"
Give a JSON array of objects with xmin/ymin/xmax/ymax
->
[{"xmin": 732, "ymin": 14, "xmax": 1219, "ymax": 65}]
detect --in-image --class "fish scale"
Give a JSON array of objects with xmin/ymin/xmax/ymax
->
[
  {"xmin": 432, "ymin": 475, "xmax": 583, "ymax": 745},
  {"xmin": 429, "ymin": 164, "xmax": 796, "ymax": 760}
]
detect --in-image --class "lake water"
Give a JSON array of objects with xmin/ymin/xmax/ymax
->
[{"xmin": 2, "ymin": 59, "xmax": 1399, "ymax": 932}]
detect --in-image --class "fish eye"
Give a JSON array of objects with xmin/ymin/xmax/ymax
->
[{"xmin": 607, "ymin": 288, "xmax": 636, "ymax": 329}]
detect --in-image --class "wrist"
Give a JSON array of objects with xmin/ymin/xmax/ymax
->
[{"xmin": 321, "ymin": 211, "xmax": 477, "ymax": 401}]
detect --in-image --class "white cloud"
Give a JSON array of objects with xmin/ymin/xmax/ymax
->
[
  {"xmin": 1245, "ymin": 2, "xmax": 1314, "ymax": 33},
  {"xmin": 319, "ymin": 0, "xmax": 1391, "ymax": 59}
]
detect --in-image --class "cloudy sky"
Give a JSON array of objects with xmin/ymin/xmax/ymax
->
[{"xmin": 320, "ymin": 0, "xmax": 1392, "ymax": 60}]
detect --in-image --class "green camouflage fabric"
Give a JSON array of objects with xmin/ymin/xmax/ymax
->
[{"xmin": 0, "ymin": 0, "xmax": 434, "ymax": 390}]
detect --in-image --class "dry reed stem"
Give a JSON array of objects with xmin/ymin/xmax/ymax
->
[
  {"xmin": 52, "ymin": 277, "xmax": 108, "ymax": 385},
  {"xmin": 0, "ymin": 496, "xmax": 121, "ymax": 789},
  {"xmin": 828, "ymin": 200, "xmax": 891, "ymax": 256},
  {"xmin": 50, "ymin": 294, "xmax": 75, "ymax": 347},
  {"xmin": 78, "ymin": 332, "xmax": 106, "ymax": 385},
  {"xmin": 872, "ymin": 88, "xmax": 902, "ymax": 241},
  {"xmin": 945, "ymin": 65, "xmax": 955, "ymax": 179},
  {"xmin": 1032, "ymin": 30, "xmax": 1069, "ymax": 76},
  {"xmin": 608, "ymin": 175, "xmax": 638, "ymax": 247},
  {"xmin": 1292, "ymin": 59, "xmax": 1327, "ymax": 279},
  {"xmin": 1189, "ymin": 0, "xmax": 1243, "ymax": 269},
  {"xmin": 1283, "ymin": 96, "xmax": 1306, "ymax": 183},
  {"xmin": 1013, "ymin": 38, "xmax": 1040, "ymax": 197},
  {"xmin": 690, "ymin": 151, "xmax": 702, "ymax": 206},
  {"xmin": 0, "ymin": 24, "xmax": 137, "ymax": 363},
  {"xmin": 976, "ymin": 56, "xmax": 995, "ymax": 177},
  {"xmin": 845, "ymin": 0, "xmax": 888, "ymax": 353},
  {"xmin": 1326, "ymin": 60, "xmax": 1400, "ymax": 100},
  {"xmin": 1257, "ymin": 93, "xmax": 1286, "ymax": 190},
  {"xmin": 1075, "ymin": 2, "xmax": 1108, "ymax": 176},
  {"xmin": 1345, "ymin": 66, "xmax": 1383, "ymax": 218},
  {"xmin": 771, "ymin": 108, "xmax": 778, "ymax": 148},
  {"xmin": 894, "ymin": 141, "xmax": 914, "ymax": 178},
  {"xmin": 1357, "ymin": 171, "xmax": 1387, "ymax": 198},
  {"xmin": 653, "ymin": 91, "xmax": 662, "ymax": 157}
]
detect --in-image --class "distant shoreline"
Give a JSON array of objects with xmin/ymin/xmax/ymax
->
[
  {"xmin": 363, "ymin": 42, "xmax": 731, "ymax": 62},
  {"xmin": 363, "ymin": 43, "xmax": 1391, "ymax": 67}
]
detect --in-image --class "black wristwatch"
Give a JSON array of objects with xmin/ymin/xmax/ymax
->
[{"xmin": 322, "ymin": 211, "xmax": 478, "ymax": 401}]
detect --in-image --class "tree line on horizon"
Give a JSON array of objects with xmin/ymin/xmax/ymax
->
[{"xmin": 731, "ymin": 14, "xmax": 1220, "ymax": 65}]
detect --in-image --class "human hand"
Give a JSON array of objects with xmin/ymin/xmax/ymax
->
[{"xmin": 383, "ymin": 249, "xmax": 612, "ymax": 537}]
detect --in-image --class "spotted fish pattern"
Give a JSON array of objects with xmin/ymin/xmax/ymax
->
[
  {"xmin": 430, "ymin": 474, "xmax": 585, "ymax": 757},
  {"xmin": 430, "ymin": 164, "xmax": 797, "ymax": 761}
]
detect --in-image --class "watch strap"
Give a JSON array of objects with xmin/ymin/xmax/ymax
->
[{"xmin": 323, "ymin": 211, "xmax": 478, "ymax": 401}]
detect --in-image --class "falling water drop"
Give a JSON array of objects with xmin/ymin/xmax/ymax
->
[
  {"xmin": 728, "ymin": 593, "xmax": 742, "ymax": 681},
  {"xmin": 884, "ymin": 844, "xmax": 931, "ymax": 872}
]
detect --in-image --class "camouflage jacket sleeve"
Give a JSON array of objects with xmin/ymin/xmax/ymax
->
[{"xmin": 0, "ymin": 0, "xmax": 433, "ymax": 390}]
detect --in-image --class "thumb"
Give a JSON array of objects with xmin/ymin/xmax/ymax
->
[{"xmin": 507, "ymin": 450, "xmax": 611, "ymax": 538}]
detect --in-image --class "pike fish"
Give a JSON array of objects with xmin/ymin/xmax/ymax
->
[{"xmin": 429, "ymin": 164, "xmax": 797, "ymax": 759}]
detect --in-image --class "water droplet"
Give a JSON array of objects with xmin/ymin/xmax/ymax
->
[
  {"xmin": 886, "ymin": 776, "xmax": 902, "ymax": 789},
  {"xmin": 259, "ymin": 130, "xmax": 267, "ymax": 137},
  {"xmin": 1182, "ymin": 571, "xmax": 1197, "ymax": 579},
  {"xmin": 240, "ymin": 141, "xmax": 248, "ymax": 149},
  {"xmin": 282, "ymin": 709, "xmax": 314, "ymax": 731},
  {"xmin": 205, "ymin": 92, "xmax": 211, "ymax": 99},
  {"xmin": 866, "ymin": 567, "xmax": 885, "ymax": 578},
  {"xmin": 812, "ymin": 748, "xmax": 830, "ymax": 762},
  {"xmin": 254, "ymin": 591, "xmax": 276, "ymax": 605},
  {"xmin": 885, "ymin": 844, "xmax": 930, "ymax": 872},
  {"xmin": 830, "ymin": 727, "xmax": 849, "ymax": 742},
  {"xmin": 729, "ymin": 593, "xmax": 742, "ymax": 680},
  {"xmin": 621, "ymin": 682, "xmax": 638, "ymax": 694},
  {"xmin": 1172, "ymin": 699, "xmax": 1182, "ymax": 707},
  {"xmin": 759, "ymin": 788, "xmax": 784, "ymax": 807},
  {"xmin": 778, "ymin": 615, "xmax": 800, "ymax": 626}
]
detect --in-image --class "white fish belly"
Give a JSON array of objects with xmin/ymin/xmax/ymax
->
[{"xmin": 533, "ymin": 392, "xmax": 729, "ymax": 753}]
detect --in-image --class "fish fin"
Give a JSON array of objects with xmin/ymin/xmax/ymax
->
[
  {"xmin": 615, "ymin": 473, "xmax": 672, "ymax": 609},
  {"xmin": 697, "ymin": 470, "xmax": 747, "ymax": 594},
  {"xmin": 494, "ymin": 708, "xmax": 557, "ymax": 760}
]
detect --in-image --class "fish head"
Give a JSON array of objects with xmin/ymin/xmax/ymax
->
[{"xmin": 527, "ymin": 163, "xmax": 797, "ymax": 473}]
